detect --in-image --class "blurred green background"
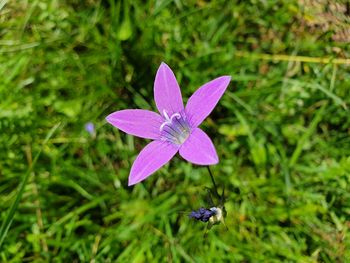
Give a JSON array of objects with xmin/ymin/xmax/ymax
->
[{"xmin": 1, "ymin": 0, "xmax": 350, "ymax": 262}]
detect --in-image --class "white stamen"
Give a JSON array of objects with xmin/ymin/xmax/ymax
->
[
  {"xmin": 159, "ymin": 110, "xmax": 191, "ymax": 144},
  {"xmin": 170, "ymin": 113, "xmax": 181, "ymax": 121},
  {"xmin": 160, "ymin": 110, "xmax": 172, "ymax": 131},
  {"xmin": 160, "ymin": 122, "xmax": 169, "ymax": 131},
  {"xmin": 163, "ymin": 110, "xmax": 170, "ymax": 122},
  {"xmin": 160, "ymin": 111, "xmax": 181, "ymax": 131}
]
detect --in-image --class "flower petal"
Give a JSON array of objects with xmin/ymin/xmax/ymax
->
[
  {"xmin": 106, "ymin": 109, "xmax": 163, "ymax": 140},
  {"xmin": 154, "ymin": 62, "xmax": 184, "ymax": 116},
  {"xmin": 128, "ymin": 141, "xmax": 179, "ymax": 186},
  {"xmin": 179, "ymin": 128, "xmax": 218, "ymax": 165},
  {"xmin": 185, "ymin": 76, "xmax": 231, "ymax": 127}
]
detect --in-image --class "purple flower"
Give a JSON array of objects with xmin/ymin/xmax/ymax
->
[
  {"xmin": 189, "ymin": 207, "xmax": 216, "ymax": 222},
  {"xmin": 85, "ymin": 122, "xmax": 95, "ymax": 135},
  {"xmin": 106, "ymin": 62, "xmax": 231, "ymax": 186}
]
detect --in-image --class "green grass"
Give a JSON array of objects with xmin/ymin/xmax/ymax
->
[{"xmin": 1, "ymin": 0, "xmax": 350, "ymax": 262}]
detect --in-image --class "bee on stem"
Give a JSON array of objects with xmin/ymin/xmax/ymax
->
[{"xmin": 189, "ymin": 179, "xmax": 228, "ymax": 236}]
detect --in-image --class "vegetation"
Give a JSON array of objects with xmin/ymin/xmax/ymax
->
[{"xmin": 1, "ymin": 0, "xmax": 350, "ymax": 262}]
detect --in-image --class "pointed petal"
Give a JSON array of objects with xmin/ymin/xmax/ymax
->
[
  {"xmin": 185, "ymin": 76, "xmax": 231, "ymax": 127},
  {"xmin": 154, "ymin": 62, "xmax": 184, "ymax": 116},
  {"xmin": 106, "ymin": 109, "xmax": 162, "ymax": 140},
  {"xmin": 128, "ymin": 141, "xmax": 179, "ymax": 186},
  {"xmin": 179, "ymin": 128, "xmax": 218, "ymax": 165}
]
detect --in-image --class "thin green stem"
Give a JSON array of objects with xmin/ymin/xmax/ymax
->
[{"xmin": 206, "ymin": 166, "xmax": 219, "ymax": 199}]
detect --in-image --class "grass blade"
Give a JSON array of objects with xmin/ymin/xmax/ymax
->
[
  {"xmin": 0, "ymin": 123, "xmax": 60, "ymax": 249},
  {"xmin": 289, "ymin": 105, "xmax": 326, "ymax": 167},
  {"xmin": 0, "ymin": 0, "xmax": 8, "ymax": 11}
]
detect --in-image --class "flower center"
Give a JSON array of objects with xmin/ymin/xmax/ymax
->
[{"xmin": 160, "ymin": 110, "xmax": 191, "ymax": 145}]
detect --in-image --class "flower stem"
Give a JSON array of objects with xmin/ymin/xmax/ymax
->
[{"xmin": 207, "ymin": 166, "xmax": 220, "ymax": 199}]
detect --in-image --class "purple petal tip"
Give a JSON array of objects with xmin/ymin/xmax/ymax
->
[
  {"xmin": 105, "ymin": 114, "xmax": 112, "ymax": 123},
  {"xmin": 196, "ymin": 155, "xmax": 219, "ymax": 166},
  {"xmin": 158, "ymin": 62, "xmax": 173, "ymax": 72},
  {"xmin": 210, "ymin": 157, "xmax": 219, "ymax": 165},
  {"xmin": 128, "ymin": 179, "xmax": 136, "ymax": 186},
  {"xmin": 221, "ymin": 75, "xmax": 232, "ymax": 82}
]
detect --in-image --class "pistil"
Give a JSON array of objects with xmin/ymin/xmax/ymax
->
[{"xmin": 160, "ymin": 111, "xmax": 191, "ymax": 145}]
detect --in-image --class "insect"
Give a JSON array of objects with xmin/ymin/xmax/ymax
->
[{"xmin": 189, "ymin": 185, "xmax": 228, "ymax": 236}]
